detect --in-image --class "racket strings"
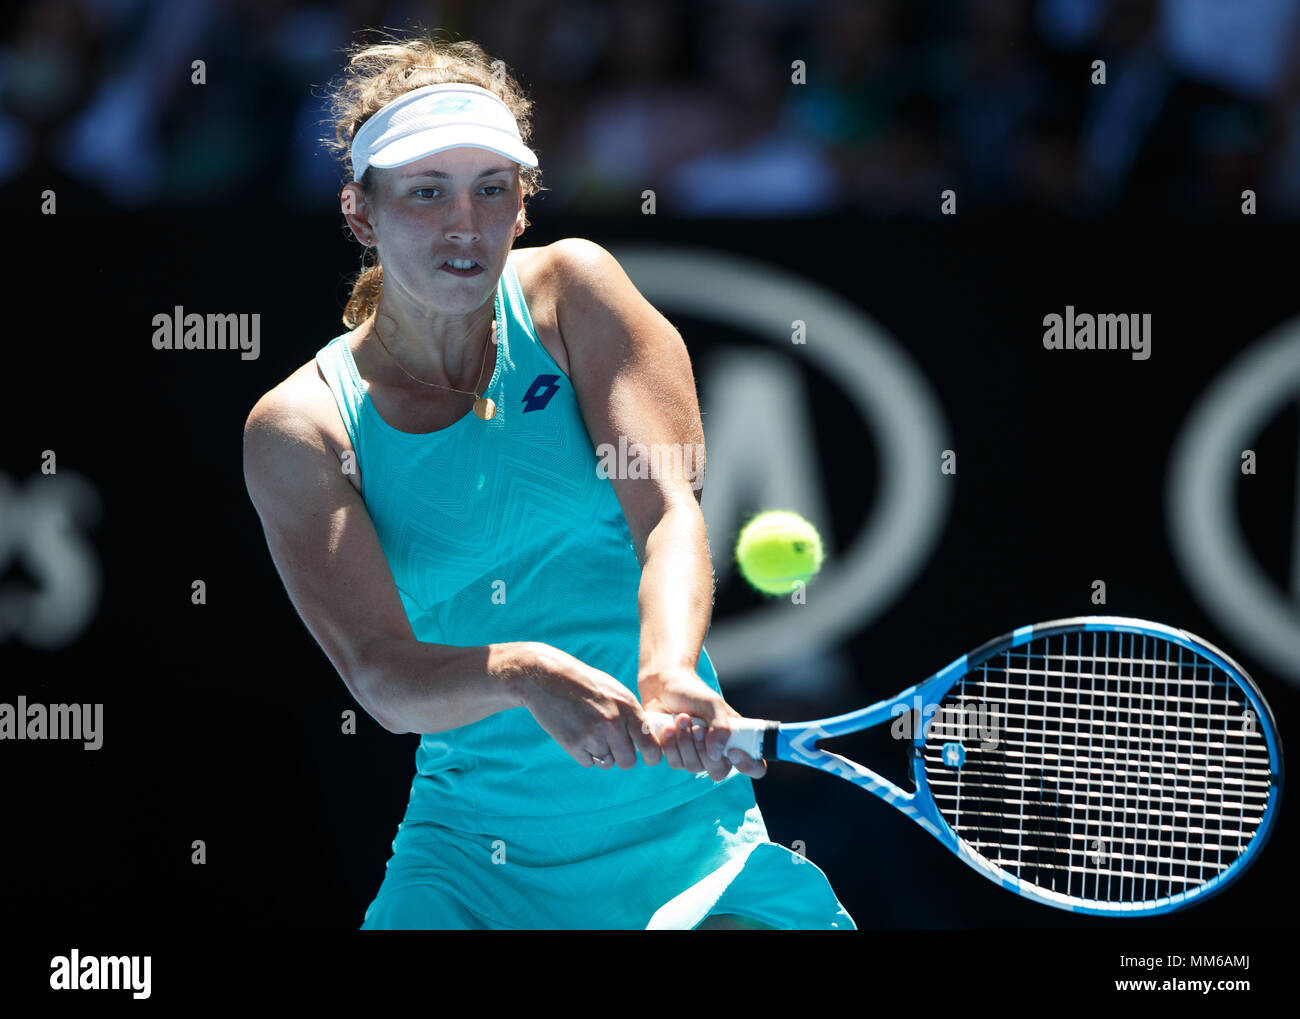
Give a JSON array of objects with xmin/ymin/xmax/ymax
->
[{"xmin": 922, "ymin": 629, "xmax": 1273, "ymax": 907}]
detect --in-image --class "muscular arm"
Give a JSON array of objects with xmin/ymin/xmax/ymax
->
[
  {"xmin": 553, "ymin": 239, "xmax": 763, "ymax": 780},
  {"xmin": 553, "ymin": 238, "xmax": 713, "ymax": 682},
  {"xmin": 241, "ymin": 378, "xmax": 529, "ymax": 734},
  {"xmin": 242, "ymin": 369, "xmax": 659, "ymax": 768},
  {"xmin": 636, "ymin": 504, "xmax": 713, "ymax": 679}
]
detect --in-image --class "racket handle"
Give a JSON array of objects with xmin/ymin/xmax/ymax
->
[{"xmin": 641, "ymin": 711, "xmax": 768, "ymax": 760}]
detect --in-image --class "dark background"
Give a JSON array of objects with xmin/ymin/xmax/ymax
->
[
  {"xmin": 4, "ymin": 215, "xmax": 1295, "ymax": 933},
  {"xmin": 2, "ymin": 0, "xmax": 1298, "ymax": 968}
]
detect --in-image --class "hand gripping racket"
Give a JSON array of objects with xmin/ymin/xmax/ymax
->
[{"xmin": 647, "ymin": 617, "xmax": 1283, "ymax": 915}]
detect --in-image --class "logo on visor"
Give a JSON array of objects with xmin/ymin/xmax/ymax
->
[{"xmin": 430, "ymin": 96, "xmax": 474, "ymax": 116}]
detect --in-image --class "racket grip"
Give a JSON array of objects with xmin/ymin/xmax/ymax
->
[{"xmin": 641, "ymin": 711, "xmax": 768, "ymax": 759}]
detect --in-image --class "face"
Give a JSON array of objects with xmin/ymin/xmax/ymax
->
[{"xmin": 344, "ymin": 146, "xmax": 527, "ymax": 317}]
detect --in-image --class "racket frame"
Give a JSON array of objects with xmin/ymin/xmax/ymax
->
[{"xmin": 762, "ymin": 616, "xmax": 1284, "ymax": 915}]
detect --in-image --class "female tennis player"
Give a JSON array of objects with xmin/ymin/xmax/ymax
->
[{"xmin": 243, "ymin": 33, "xmax": 854, "ymax": 930}]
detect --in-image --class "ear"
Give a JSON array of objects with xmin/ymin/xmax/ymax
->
[
  {"xmin": 514, "ymin": 202, "xmax": 527, "ymax": 236},
  {"xmin": 341, "ymin": 181, "xmax": 376, "ymax": 244}
]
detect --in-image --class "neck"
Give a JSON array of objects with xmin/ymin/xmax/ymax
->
[{"xmin": 366, "ymin": 289, "xmax": 498, "ymax": 391}]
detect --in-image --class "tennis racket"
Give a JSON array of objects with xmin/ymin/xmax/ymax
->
[{"xmin": 646, "ymin": 616, "xmax": 1283, "ymax": 915}]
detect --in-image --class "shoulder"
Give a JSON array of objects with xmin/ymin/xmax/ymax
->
[
  {"xmin": 243, "ymin": 349, "xmax": 356, "ymax": 485},
  {"xmin": 511, "ymin": 238, "xmax": 626, "ymax": 298},
  {"xmin": 511, "ymin": 240, "xmax": 643, "ymax": 377},
  {"xmin": 511, "ymin": 239, "xmax": 657, "ymax": 348}
]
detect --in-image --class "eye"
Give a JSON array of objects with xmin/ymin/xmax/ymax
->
[
  {"xmin": 480, "ymin": 185, "xmax": 505, "ymax": 196},
  {"xmin": 413, "ymin": 187, "xmax": 440, "ymax": 199}
]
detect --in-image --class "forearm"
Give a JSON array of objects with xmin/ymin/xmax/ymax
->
[
  {"xmin": 636, "ymin": 502, "xmax": 714, "ymax": 684},
  {"xmin": 354, "ymin": 637, "xmax": 549, "ymax": 734}
]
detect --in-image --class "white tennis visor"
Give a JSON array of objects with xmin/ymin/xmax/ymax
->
[{"xmin": 350, "ymin": 82, "xmax": 538, "ymax": 182}]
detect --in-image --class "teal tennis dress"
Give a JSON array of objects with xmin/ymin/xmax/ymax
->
[{"xmin": 315, "ymin": 252, "xmax": 855, "ymax": 930}]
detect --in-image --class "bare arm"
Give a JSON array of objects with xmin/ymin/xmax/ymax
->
[
  {"xmin": 242, "ymin": 383, "xmax": 522, "ymax": 733},
  {"xmin": 241, "ymin": 376, "xmax": 660, "ymax": 768},
  {"xmin": 552, "ymin": 238, "xmax": 764, "ymax": 781},
  {"xmin": 553, "ymin": 241, "xmax": 712, "ymax": 681}
]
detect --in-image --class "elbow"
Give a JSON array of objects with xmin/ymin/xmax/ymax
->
[
  {"xmin": 347, "ymin": 646, "xmax": 407, "ymax": 735},
  {"xmin": 362, "ymin": 683, "xmax": 408, "ymax": 735},
  {"xmin": 369, "ymin": 700, "xmax": 407, "ymax": 735}
]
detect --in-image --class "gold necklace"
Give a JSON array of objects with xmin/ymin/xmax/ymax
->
[{"xmin": 369, "ymin": 290, "xmax": 501, "ymax": 420}]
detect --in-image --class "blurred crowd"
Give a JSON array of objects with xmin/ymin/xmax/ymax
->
[{"xmin": 4, "ymin": 0, "xmax": 1300, "ymax": 218}]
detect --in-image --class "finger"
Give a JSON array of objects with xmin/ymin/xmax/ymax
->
[
  {"xmin": 678, "ymin": 713, "xmax": 732, "ymax": 780},
  {"xmin": 677, "ymin": 696, "xmax": 733, "ymax": 765},
  {"xmin": 702, "ymin": 734, "xmax": 734, "ymax": 782},
  {"xmin": 606, "ymin": 722, "xmax": 638, "ymax": 769},
  {"xmin": 704, "ymin": 717, "xmax": 734, "ymax": 764},
  {"xmin": 634, "ymin": 716, "xmax": 663, "ymax": 766},
  {"xmin": 675, "ymin": 714, "xmax": 708, "ymax": 774},
  {"xmin": 588, "ymin": 745, "xmax": 615, "ymax": 769},
  {"xmin": 728, "ymin": 748, "xmax": 767, "ymax": 780},
  {"xmin": 660, "ymin": 719, "xmax": 685, "ymax": 770},
  {"xmin": 692, "ymin": 722, "xmax": 734, "ymax": 781}
]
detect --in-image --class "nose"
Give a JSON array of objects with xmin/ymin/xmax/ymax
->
[{"xmin": 443, "ymin": 194, "xmax": 480, "ymax": 243}]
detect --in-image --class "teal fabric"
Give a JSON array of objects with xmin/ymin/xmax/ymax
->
[
  {"xmin": 360, "ymin": 767, "xmax": 853, "ymax": 930},
  {"xmin": 317, "ymin": 254, "xmax": 854, "ymax": 928}
]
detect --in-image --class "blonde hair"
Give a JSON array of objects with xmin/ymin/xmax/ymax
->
[{"xmin": 324, "ymin": 32, "xmax": 543, "ymax": 329}]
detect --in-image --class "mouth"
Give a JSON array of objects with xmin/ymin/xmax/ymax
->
[{"xmin": 440, "ymin": 258, "xmax": 485, "ymax": 278}]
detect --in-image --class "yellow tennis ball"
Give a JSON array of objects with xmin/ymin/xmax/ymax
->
[{"xmin": 734, "ymin": 511, "xmax": 824, "ymax": 596}]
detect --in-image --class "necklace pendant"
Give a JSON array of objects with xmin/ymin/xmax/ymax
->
[{"xmin": 474, "ymin": 396, "xmax": 497, "ymax": 420}]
